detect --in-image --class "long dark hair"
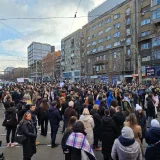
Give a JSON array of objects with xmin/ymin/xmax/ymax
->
[
  {"xmin": 67, "ymin": 116, "xmax": 77, "ymax": 132},
  {"xmin": 40, "ymin": 98, "xmax": 49, "ymax": 110}
]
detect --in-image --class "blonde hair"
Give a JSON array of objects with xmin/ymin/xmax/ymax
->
[
  {"xmin": 93, "ymin": 104, "xmax": 99, "ymax": 110},
  {"xmin": 82, "ymin": 108, "xmax": 90, "ymax": 115}
]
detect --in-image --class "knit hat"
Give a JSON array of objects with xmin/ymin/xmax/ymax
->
[
  {"xmin": 136, "ymin": 104, "xmax": 142, "ymax": 111},
  {"xmin": 121, "ymin": 126, "xmax": 134, "ymax": 139},
  {"xmin": 151, "ymin": 119, "xmax": 160, "ymax": 127}
]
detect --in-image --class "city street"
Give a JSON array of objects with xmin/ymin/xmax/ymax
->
[{"xmin": 0, "ymin": 105, "xmax": 103, "ymax": 160}]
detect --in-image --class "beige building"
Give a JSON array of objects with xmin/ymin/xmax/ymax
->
[{"xmin": 82, "ymin": 0, "xmax": 136, "ymax": 83}]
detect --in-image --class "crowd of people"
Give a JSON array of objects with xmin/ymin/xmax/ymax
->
[{"xmin": 0, "ymin": 82, "xmax": 160, "ymax": 160}]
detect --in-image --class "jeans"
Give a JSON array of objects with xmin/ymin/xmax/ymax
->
[
  {"xmin": 41, "ymin": 118, "xmax": 48, "ymax": 136},
  {"xmin": 6, "ymin": 127, "xmax": 17, "ymax": 143},
  {"xmin": 50, "ymin": 124, "xmax": 59, "ymax": 145},
  {"xmin": 148, "ymin": 116, "xmax": 153, "ymax": 128}
]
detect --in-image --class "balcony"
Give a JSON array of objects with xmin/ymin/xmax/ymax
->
[
  {"xmin": 96, "ymin": 70, "xmax": 106, "ymax": 74},
  {"xmin": 125, "ymin": 55, "xmax": 132, "ymax": 60},
  {"xmin": 94, "ymin": 60, "xmax": 108, "ymax": 65}
]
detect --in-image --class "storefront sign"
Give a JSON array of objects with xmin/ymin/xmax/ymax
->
[{"xmin": 146, "ymin": 68, "xmax": 155, "ymax": 76}]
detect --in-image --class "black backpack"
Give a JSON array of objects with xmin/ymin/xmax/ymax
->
[{"xmin": 2, "ymin": 113, "xmax": 16, "ymax": 127}]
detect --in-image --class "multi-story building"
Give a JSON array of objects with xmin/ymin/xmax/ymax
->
[
  {"xmin": 61, "ymin": 29, "xmax": 83, "ymax": 82},
  {"xmin": 4, "ymin": 67, "xmax": 15, "ymax": 80},
  {"xmin": 28, "ymin": 42, "xmax": 55, "ymax": 81},
  {"xmin": 138, "ymin": 0, "xmax": 160, "ymax": 79},
  {"xmin": 83, "ymin": 0, "xmax": 136, "ymax": 83},
  {"xmin": 42, "ymin": 50, "xmax": 61, "ymax": 82}
]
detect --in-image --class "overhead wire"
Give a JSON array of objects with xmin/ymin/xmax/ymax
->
[{"xmin": 69, "ymin": 0, "xmax": 82, "ymax": 34}]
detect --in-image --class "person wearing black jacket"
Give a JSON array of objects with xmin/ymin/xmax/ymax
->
[
  {"xmin": 112, "ymin": 106, "xmax": 125, "ymax": 136},
  {"xmin": 21, "ymin": 111, "xmax": 37, "ymax": 160},
  {"xmin": 48, "ymin": 101, "xmax": 61, "ymax": 148},
  {"xmin": 3, "ymin": 102, "xmax": 18, "ymax": 147},
  {"xmin": 146, "ymin": 93, "xmax": 155, "ymax": 128},
  {"xmin": 101, "ymin": 109, "xmax": 119, "ymax": 160}
]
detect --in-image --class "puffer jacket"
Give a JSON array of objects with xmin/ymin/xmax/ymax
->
[
  {"xmin": 79, "ymin": 115, "xmax": 95, "ymax": 145},
  {"xmin": 111, "ymin": 138, "xmax": 142, "ymax": 160},
  {"xmin": 145, "ymin": 127, "xmax": 160, "ymax": 160}
]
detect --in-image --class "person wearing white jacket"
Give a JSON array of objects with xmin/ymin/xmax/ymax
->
[{"xmin": 79, "ymin": 108, "xmax": 95, "ymax": 145}]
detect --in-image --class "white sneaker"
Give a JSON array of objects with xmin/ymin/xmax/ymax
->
[
  {"xmin": 7, "ymin": 143, "xmax": 11, "ymax": 147},
  {"xmin": 11, "ymin": 143, "xmax": 16, "ymax": 147},
  {"xmin": 13, "ymin": 142, "xmax": 18, "ymax": 146}
]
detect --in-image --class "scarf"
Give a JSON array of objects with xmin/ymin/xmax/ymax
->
[
  {"xmin": 66, "ymin": 132, "xmax": 96, "ymax": 159},
  {"xmin": 118, "ymin": 136, "xmax": 135, "ymax": 146}
]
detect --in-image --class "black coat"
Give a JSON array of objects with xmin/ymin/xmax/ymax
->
[
  {"xmin": 135, "ymin": 112, "xmax": 146, "ymax": 138},
  {"xmin": 92, "ymin": 111, "xmax": 101, "ymax": 137},
  {"xmin": 146, "ymin": 97, "xmax": 155, "ymax": 117},
  {"xmin": 21, "ymin": 120, "xmax": 36, "ymax": 158},
  {"xmin": 145, "ymin": 127, "xmax": 160, "ymax": 160},
  {"xmin": 112, "ymin": 112, "xmax": 125, "ymax": 136},
  {"xmin": 101, "ymin": 116, "xmax": 118, "ymax": 158}
]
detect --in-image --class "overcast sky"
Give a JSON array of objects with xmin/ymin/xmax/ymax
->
[{"xmin": 0, "ymin": 0, "xmax": 106, "ymax": 71}]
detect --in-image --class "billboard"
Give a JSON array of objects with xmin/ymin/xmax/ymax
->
[{"xmin": 146, "ymin": 66, "xmax": 160, "ymax": 77}]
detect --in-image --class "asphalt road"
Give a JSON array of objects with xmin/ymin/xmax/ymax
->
[{"xmin": 0, "ymin": 103, "xmax": 159, "ymax": 160}]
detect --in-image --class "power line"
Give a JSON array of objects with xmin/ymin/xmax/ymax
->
[
  {"xmin": 0, "ymin": 21, "xmax": 33, "ymax": 42},
  {"xmin": 0, "ymin": 10, "xmax": 155, "ymax": 21},
  {"xmin": 0, "ymin": 52, "xmax": 27, "ymax": 59},
  {"xmin": 69, "ymin": 0, "xmax": 82, "ymax": 34}
]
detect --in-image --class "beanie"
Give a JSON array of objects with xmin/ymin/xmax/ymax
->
[
  {"xmin": 121, "ymin": 126, "xmax": 134, "ymax": 139},
  {"xmin": 151, "ymin": 119, "xmax": 160, "ymax": 127},
  {"xmin": 136, "ymin": 104, "xmax": 142, "ymax": 111}
]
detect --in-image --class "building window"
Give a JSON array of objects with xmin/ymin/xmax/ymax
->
[
  {"xmin": 127, "ymin": 49, "xmax": 131, "ymax": 55},
  {"xmin": 92, "ymin": 41, "xmax": 97, "ymax": 45},
  {"xmin": 106, "ymin": 18, "xmax": 111, "ymax": 23},
  {"xmin": 98, "ymin": 38, "xmax": 103, "ymax": 43},
  {"xmin": 142, "ymin": 56, "xmax": 151, "ymax": 62},
  {"xmin": 114, "ymin": 32, "xmax": 121, "ymax": 38},
  {"xmin": 126, "ymin": 18, "xmax": 131, "ymax": 25},
  {"xmin": 106, "ymin": 27, "xmax": 111, "ymax": 32},
  {"xmin": 126, "ymin": 28, "xmax": 131, "ymax": 36},
  {"xmin": 114, "ymin": 22, "xmax": 120, "ymax": 29},
  {"xmin": 126, "ymin": 38, "xmax": 131, "ymax": 46},
  {"xmin": 92, "ymin": 25, "xmax": 96, "ymax": 30},
  {"xmin": 152, "ymin": 50, "xmax": 160, "ymax": 60},
  {"xmin": 152, "ymin": 0, "xmax": 160, "ymax": 7},
  {"xmin": 141, "ymin": 18, "xmax": 151, "ymax": 26},
  {"xmin": 92, "ymin": 33, "xmax": 96, "ymax": 38},
  {"xmin": 106, "ymin": 35, "xmax": 111, "ymax": 40},
  {"xmin": 92, "ymin": 48, "xmax": 97, "ymax": 53},
  {"xmin": 114, "ymin": 13, "xmax": 120, "ymax": 19},
  {"xmin": 88, "ymin": 58, "xmax": 91, "ymax": 63},
  {"xmin": 98, "ymin": 21, "xmax": 103, "ymax": 27},
  {"xmin": 98, "ymin": 46, "xmax": 104, "ymax": 51},
  {"xmin": 152, "ymin": 37, "xmax": 160, "ymax": 47},
  {"xmin": 103, "ymin": 55, "xmax": 106, "ymax": 60},
  {"xmin": 87, "ymin": 50, "xmax": 91, "ymax": 54},
  {"xmin": 114, "ymin": 41, "xmax": 121, "ymax": 47},
  {"xmin": 98, "ymin": 31, "xmax": 103, "ymax": 35},
  {"xmin": 87, "ymin": 36, "xmax": 90, "ymax": 40},
  {"xmin": 152, "ymin": 8, "xmax": 160, "ymax": 20},
  {"xmin": 141, "ymin": 5, "xmax": 150, "ymax": 13},
  {"xmin": 126, "ymin": 8, "xmax": 131, "ymax": 15},
  {"xmin": 87, "ymin": 44, "xmax": 90, "ymax": 47},
  {"xmin": 141, "ymin": 30, "xmax": 150, "ymax": 37},
  {"xmin": 106, "ymin": 44, "xmax": 112, "ymax": 49},
  {"xmin": 141, "ymin": 43, "xmax": 150, "ymax": 50}
]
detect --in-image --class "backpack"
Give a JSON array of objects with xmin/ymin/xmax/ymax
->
[
  {"xmin": 2, "ymin": 113, "xmax": 16, "ymax": 127},
  {"xmin": 15, "ymin": 123, "xmax": 27, "ymax": 145}
]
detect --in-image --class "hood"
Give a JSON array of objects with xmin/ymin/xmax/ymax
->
[
  {"xmin": 102, "ymin": 116, "xmax": 112, "ymax": 124},
  {"xmin": 118, "ymin": 136, "xmax": 135, "ymax": 146},
  {"xmin": 109, "ymin": 92, "xmax": 113, "ymax": 98},
  {"xmin": 148, "ymin": 127, "xmax": 160, "ymax": 142},
  {"xmin": 117, "ymin": 138, "xmax": 140, "ymax": 155},
  {"xmin": 48, "ymin": 106, "xmax": 56, "ymax": 112},
  {"xmin": 146, "ymin": 97, "xmax": 152, "ymax": 101},
  {"xmin": 80, "ymin": 115, "xmax": 92, "ymax": 122},
  {"xmin": 6, "ymin": 107, "xmax": 16, "ymax": 113}
]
